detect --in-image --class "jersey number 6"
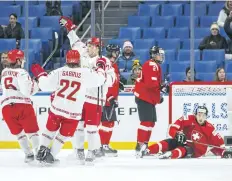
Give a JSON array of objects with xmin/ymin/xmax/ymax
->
[{"xmin": 57, "ymin": 79, "xmax": 81, "ymax": 101}]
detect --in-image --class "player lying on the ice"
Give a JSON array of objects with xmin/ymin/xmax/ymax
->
[{"xmin": 138, "ymin": 105, "xmax": 232, "ymax": 159}]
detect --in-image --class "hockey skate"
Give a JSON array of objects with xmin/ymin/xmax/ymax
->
[
  {"xmin": 36, "ymin": 145, "xmax": 48, "ymax": 162},
  {"xmin": 159, "ymin": 151, "xmax": 172, "ymax": 159},
  {"xmin": 59, "ymin": 16, "xmax": 77, "ymax": 32},
  {"xmin": 102, "ymin": 145, "xmax": 118, "ymax": 157},
  {"xmin": 76, "ymin": 149, "xmax": 85, "ymax": 165},
  {"xmin": 93, "ymin": 147, "xmax": 105, "ymax": 158},
  {"xmin": 85, "ymin": 150, "xmax": 95, "ymax": 166},
  {"xmin": 136, "ymin": 144, "xmax": 149, "ymax": 158},
  {"xmin": 24, "ymin": 153, "xmax": 34, "ymax": 163}
]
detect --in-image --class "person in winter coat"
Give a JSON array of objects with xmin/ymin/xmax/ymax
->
[
  {"xmin": 198, "ymin": 23, "xmax": 228, "ymax": 51},
  {"xmin": 217, "ymin": 0, "xmax": 232, "ymax": 27}
]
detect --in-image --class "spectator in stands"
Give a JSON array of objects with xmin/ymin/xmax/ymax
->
[
  {"xmin": 0, "ymin": 26, "xmax": 4, "ymax": 38},
  {"xmin": 198, "ymin": 23, "xmax": 228, "ymax": 51},
  {"xmin": 5, "ymin": 13, "xmax": 24, "ymax": 41},
  {"xmin": 118, "ymin": 40, "xmax": 138, "ymax": 72},
  {"xmin": 183, "ymin": 67, "xmax": 201, "ymax": 82},
  {"xmin": 127, "ymin": 60, "xmax": 142, "ymax": 85},
  {"xmin": 45, "ymin": 0, "xmax": 63, "ymax": 16},
  {"xmin": 214, "ymin": 68, "xmax": 226, "ymax": 82},
  {"xmin": 0, "ymin": 52, "xmax": 8, "ymax": 79},
  {"xmin": 217, "ymin": 0, "xmax": 232, "ymax": 27}
]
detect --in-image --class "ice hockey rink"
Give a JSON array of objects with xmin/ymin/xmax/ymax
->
[{"xmin": 0, "ymin": 150, "xmax": 231, "ymax": 181}]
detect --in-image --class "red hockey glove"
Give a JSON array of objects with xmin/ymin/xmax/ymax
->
[
  {"xmin": 96, "ymin": 57, "xmax": 107, "ymax": 71},
  {"xmin": 107, "ymin": 97, "xmax": 118, "ymax": 108},
  {"xmin": 59, "ymin": 16, "xmax": 77, "ymax": 32},
  {"xmin": 31, "ymin": 64, "xmax": 47, "ymax": 79}
]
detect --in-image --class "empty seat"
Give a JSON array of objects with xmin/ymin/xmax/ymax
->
[
  {"xmin": 195, "ymin": 61, "xmax": 217, "ymax": 73},
  {"xmin": 157, "ymin": 39, "xmax": 180, "ymax": 50},
  {"xmin": 20, "ymin": 39, "xmax": 42, "ymax": 51},
  {"xmin": 182, "ymin": 39, "xmax": 203, "ymax": 49},
  {"xmin": 17, "ymin": 17, "xmax": 38, "ymax": 30},
  {"xmin": 128, "ymin": 16, "xmax": 150, "ymax": 28},
  {"xmin": 138, "ymin": 4, "xmax": 160, "ymax": 16},
  {"xmin": 0, "ymin": 39, "xmax": 16, "ymax": 52},
  {"xmin": 165, "ymin": 49, "xmax": 176, "ymax": 63},
  {"xmin": 0, "ymin": 17, "xmax": 8, "ymax": 25},
  {"xmin": 225, "ymin": 61, "xmax": 232, "ymax": 73},
  {"xmin": 61, "ymin": 5, "xmax": 73, "ymax": 17},
  {"xmin": 143, "ymin": 27, "xmax": 165, "ymax": 39},
  {"xmin": 0, "ymin": 5, "xmax": 21, "ymax": 17},
  {"xmin": 169, "ymin": 62, "xmax": 190, "ymax": 72},
  {"xmin": 134, "ymin": 49, "xmax": 149, "ymax": 64},
  {"xmin": 151, "ymin": 16, "xmax": 174, "ymax": 28},
  {"xmin": 161, "ymin": 4, "xmax": 183, "ymax": 16},
  {"xmin": 196, "ymin": 73, "xmax": 214, "ymax": 81},
  {"xmin": 184, "ymin": 4, "xmax": 207, "ymax": 16},
  {"xmin": 194, "ymin": 28, "xmax": 210, "ymax": 39},
  {"xmin": 168, "ymin": 28, "xmax": 189, "ymax": 39},
  {"xmin": 178, "ymin": 50, "xmax": 200, "ymax": 61},
  {"xmin": 40, "ymin": 16, "xmax": 60, "ymax": 31},
  {"xmin": 31, "ymin": 28, "xmax": 53, "ymax": 42},
  {"xmin": 119, "ymin": 27, "xmax": 141, "ymax": 40},
  {"xmin": 169, "ymin": 72, "xmax": 186, "ymax": 82},
  {"xmin": 176, "ymin": 16, "xmax": 199, "ymax": 27},
  {"xmin": 28, "ymin": 5, "xmax": 46, "ymax": 17},
  {"xmin": 202, "ymin": 49, "xmax": 225, "ymax": 66},
  {"xmin": 134, "ymin": 39, "xmax": 155, "ymax": 50},
  {"xmin": 108, "ymin": 39, "xmax": 129, "ymax": 48},
  {"xmin": 208, "ymin": 4, "xmax": 224, "ymax": 16},
  {"xmin": 226, "ymin": 73, "xmax": 232, "ymax": 80},
  {"xmin": 200, "ymin": 16, "xmax": 218, "ymax": 27}
]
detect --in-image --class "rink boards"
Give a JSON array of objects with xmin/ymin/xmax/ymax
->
[{"xmin": 0, "ymin": 92, "xmax": 230, "ymax": 149}]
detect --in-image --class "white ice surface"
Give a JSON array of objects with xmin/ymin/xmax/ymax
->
[{"xmin": 0, "ymin": 150, "xmax": 231, "ymax": 181}]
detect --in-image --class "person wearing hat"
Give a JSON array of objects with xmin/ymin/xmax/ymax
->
[
  {"xmin": 198, "ymin": 22, "xmax": 228, "ymax": 50},
  {"xmin": 127, "ymin": 59, "xmax": 142, "ymax": 85}
]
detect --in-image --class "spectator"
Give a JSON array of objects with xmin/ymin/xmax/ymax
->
[
  {"xmin": 0, "ymin": 52, "xmax": 8, "ymax": 80},
  {"xmin": 5, "ymin": 13, "xmax": 24, "ymax": 41},
  {"xmin": 118, "ymin": 40, "xmax": 138, "ymax": 72},
  {"xmin": 217, "ymin": 0, "xmax": 232, "ymax": 27},
  {"xmin": 214, "ymin": 68, "xmax": 226, "ymax": 82},
  {"xmin": 45, "ymin": 0, "xmax": 63, "ymax": 16},
  {"xmin": 0, "ymin": 26, "xmax": 4, "ymax": 38},
  {"xmin": 198, "ymin": 23, "xmax": 228, "ymax": 51},
  {"xmin": 183, "ymin": 67, "xmax": 201, "ymax": 82},
  {"xmin": 127, "ymin": 60, "xmax": 142, "ymax": 85}
]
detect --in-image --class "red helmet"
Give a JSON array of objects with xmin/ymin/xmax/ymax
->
[
  {"xmin": 66, "ymin": 50, "xmax": 80, "ymax": 64},
  {"xmin": 8, "ymin": 49, "xmax": 25, "ymax": 63},
  {"xmin": 87, "ymin": 37, "xmax": 103, "ymax": 46}
]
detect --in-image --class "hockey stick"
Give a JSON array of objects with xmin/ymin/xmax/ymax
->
[
  {"xmin": 186, "ymin": 140, "xmax": 225, "ymax": 149},
  {"xmin": 42, "ymin": 32, "xmax": 59, "ymax": 68},
  {"xmin": 105, "ymin": 104, "xmax": 115, "ymax": 121}
]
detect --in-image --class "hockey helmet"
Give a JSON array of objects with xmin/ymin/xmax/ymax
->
[
  {"xmin": 195, "ymin": 105, "xmax": 208, "ymax": 124},
  {"xmin": 195, "ymin": 105, "xmax": 208, "ymax": 116},
  {"xmin": 8, "ymin": 49, "xmax": 25, "ymax": 63},
  {"xmin": 66, "ymin": 50, "xmax": 80, "ymax": 64},
  {"xmin": 149, "ymin": 46, "xmax": 165, "ymax": 64},
  {"xmin": 106, "ymin": 44, "xmax": 121, "ymax": 59},
  {"xmin": 86, "ymin": 37, "xmax": 103, "ymax": 47}
]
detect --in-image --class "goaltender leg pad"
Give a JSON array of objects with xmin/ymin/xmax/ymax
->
[
  {"xmin": 101, "ymin": 106, "xmax": 117, "ymax": 122},
  {"xmin": 82, "ymin": 102, "xmax": 102, "ymax": 126},
  {"xmin": 135, "ymin": 97, "xmax": 157, "ymax": 122}
]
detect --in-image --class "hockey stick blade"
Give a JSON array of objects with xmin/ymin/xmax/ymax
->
[{"xmin": 42, "ymin": 32, "xmax": 59, "ymax": 68}]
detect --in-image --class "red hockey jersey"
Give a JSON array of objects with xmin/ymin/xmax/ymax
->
[
  {"xmin": 169, "ymin": 115, "xmax": 225, "ymax": 158},
  {"xmin": 133, "ymin": 59, "xmax": 162, "ymax": 105},
  {"xmin": 105, "ymin": 63, "xmax": 120, "ymax": 106}
]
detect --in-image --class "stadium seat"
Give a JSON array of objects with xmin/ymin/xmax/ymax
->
[
  {"xmin": 165, "ymin": 49, "xmax": 176, "ymax": 63},
  {"xmin": 226, "ymin": 73, "xmax": 232, "ymax": 80},
  {"xmin": 208, "ymin": 4, "xmax": 224, "ymax": 16},
  {"xmin": 61, "ymin": 5, "xmax": 73, "ymax": 17},
  {"xmin": 202, "ymin": 49, "xmax": 225, "ymax": 66},
  {"xmin": 143, "ymin": 27, "xmax": 165, "ymax": 39},
  {"xmin": 0, "ymin": 5, "xmax": 21, "ymax": 17},
  {"xmin": 138, "ymin": 4, "xmax": 160, "ymax": 16},
  {"xmin": 0, "ymin": 17, "xmax": 9, "ymax": 25},
  {"xmin": 182, "ymin": 39, "xmax": 203, "ymax": 49},
  {"xmin": 161, "ymin": 63, "xmax": 168, "ymax": 76},
  {"xmin": 108, "ymin": 39, "xmax": 129, "ymax": 48},
  {"xmin": 196, "ymin": 73, "xmax": 214, "ymax": 81},
  {"xmin": 194, "ymin": 28, "xmax": 210, "ymax": 39},
  {"xmin": 161, "ymin": 4, "xmax": 183, "ymax": 16},
  {"xmin": 31, "ymin": 28, "xmax": 53, "ymax": 42},
  {"xmin": 20, "ymin": 39, "xmax": 42, "ymax": 51},
  {"xmin": 200, "ymin": 16, "xmax": 218, "ymax": 27},
  {"xmin": 121, "ymin": 72, "xmax": 131, "ymax": 80},
  {"xmin": 157, "ymin": 39, "xmax": 180, "ymax": 50},
  {"xmin": 169, "ymin": 72, "xmax": 186, "ymax": 82},
  {"xmin": 134, "ymin": 49, "xmax": 149, "ymax": 64},
  {"xmin": 184, "ymin": 4, "xmax": 207, "ymax": 16},
  {"xmin": 169, "ymin": 62, "xmax": 190, "ymax": 72},
  {"xmin": 17, "ymin": 17, "xmax": 38, "ymax": 30},
  {"xmin": 175, "ymin": 16, "xmax": 199, "ymax": 27},
  {"xmin": 0, "ymin": 39, "xmax": 16, "ymax": 52},
  {"xmin": 177, "ymin": 50, "xmax": 200, "ymax": 61},
  {"xmin": 151, "ymin": 16, "xmax": 174, "ymax": 28},
  {"xmin": 134, "ymin": 39, "xmax": 155, "ymax": 50},
  {"xmin": 168, "ymin": 28, "xmax": 189, "ymax": 39},
  {"xmin": 28, "ymin": 5, "xmax": 46, "ymax": 17},
  {"xmin": 128, "ymin": 16, "xmax": 150, "ymax": 27},
  {"xmin": 119, "ymin": 27, "xmax": 141, "ymax": 40},
  {"xmin": 195, "ymin": 61, "xmax": 217, "ymax": 73},
  {"xmin": 225, "ymin": 61, "xmax": 232, "ymax": 73},
  {"xmin": 40, "ymin": 16, "xmax": 60, "ymax": 32},
  {"xmin": 117, "ymin": 60, "xmax": 134, "ymax": 71}
]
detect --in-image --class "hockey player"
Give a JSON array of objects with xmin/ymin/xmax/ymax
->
[
  {"xmin": 134, "ymin": 46, "xmax": 165, "ymax": 155},
  {"xmin": 138, "ymin": 105, "xmax": 232, "ymax": 159},
  {"xmin": 1, "ymin": 49, "xmax": 40, "ymax": 163},
  {"xmin": 30, "ymin": 50, "xmax": 107, "ymax": 164},
  {"xmin": 99, "ymin": 44, "xmax": 120, "ymax": 157},
  {"xmin": 59, "ymin": 16, "xmax": 115, "ymax": 164}
]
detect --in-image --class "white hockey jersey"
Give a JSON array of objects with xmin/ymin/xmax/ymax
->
[
  {"xmin": 68, "ymin": 30, "xmax": 115, "ymax": 105},
  {"xmin": 1, "ymin": 68, "xmax": 39, "ymax": 107},
  {"xmin": 38, "ymin": 66, "xmax": 106, "ymax": 120}
]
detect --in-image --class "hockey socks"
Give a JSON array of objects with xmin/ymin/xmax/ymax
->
[
  {"xmin": 27, "ymin": 132, "xmax": 39, "ymax": 151},
  {"xmin": 99, "ymin": 122, "xmax": 114, "ymax": 145},
  {"xmin": 137, "ymin": 122, "xmax": 155, "ymax": 143},
  {"xmin": 17, "ymin": 131, "xmax": 32, "ymax": 155},
  {"xmin": 51, "ymin": 133, "xmax": 67, "ymax": 157},
  {"xmin": 148, "ymin": 140, "xmax": 169, "ymax": 154},
  {"xmin": 41, "ymin": 129, "xmax": 56, "ymax": 147},
  {"xmin": 72, "ymin": 121, "xmax": 85, "ymax": 150},
  {"xmin": 86, "ymin": 125, "xmax": 101, "ymax": 151}
]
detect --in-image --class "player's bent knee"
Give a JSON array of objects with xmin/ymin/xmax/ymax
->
[
  {"xmin": 164, "ymin": 138, "xmax": 179, "ymax": 151},
  {"xmin": 184, "ymin": 146, "xmax": 194, "ymax": 158}
]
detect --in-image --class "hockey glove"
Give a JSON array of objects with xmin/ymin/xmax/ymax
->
[
  {"xmin": 222, "ymin": 150, "xmax": 232, "ymax": 158},
  {"xmin": 108, "ymin": 97, "xmax": 118, "ymax": 108},
  {"xmin": 31, "ymin": 64, "xmax": 47, "ymax": 79},
  {"xmin": 96, "ymin": 57, "xmax": 107, "ymax": 71},
  {"xmin": 175, "ymin": 131, "xmax": 187, "ymax": 146}
]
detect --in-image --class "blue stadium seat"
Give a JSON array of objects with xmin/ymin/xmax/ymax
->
[
  {"xmin": 161, "ymin": 63, "xmax": 167, "ymax": 75},
  {"xmin": 128, "ymin": 16, "xmax": 150, "ymax": 27},
  {"xmin": 227, "ymin": 73, "xmax": 232, "ymax": 80},
  {"xmin": 184, "ymin": 4, "xmax": 207, "ymax": 16},
  {"xmin": 134, "ymin": 49, "xmax": 149, "ymax": 64},
  {"xmin": 169, "ymin": 62, "xmax": 190, "ymax": 72},
  {"xmin": 108, "ymin": 39, "xmax": 130, "ymax": 48},
  {"xmin": 26, "ymin": 49, "xmax": 36, "ymax": 68},
  {"xmin": 161, "ymin": 4, "xmax": 183, "ymax": 16},
  {"xmin": 40, "ymin": 16, "xmax": 60, "ymax": 32},
  {"xmin": 165, "ymin": 49, "xmax": 176, "ymax": 63},
  {"xmin": 119, "ymin": 27, "xmax": 141, "ymax": 40},
  {"xmin": 151, "ymin": 16, "xmax": 174, "ymax": 28},
  {"xmin": 196, "ymin": 73, "xmax": 214, "ymax": 81},
  {"xmin": 20, "ymin": 39, "xmax": 42, "ymax": 51},
  {"xmin": 225, "ymin": 61, "xmax": 232, "ymax": 73},
  {"xmin": 176, "ymin": 16, "xmax": 199, "ymax": 27},
  {"xmin": 195, "ymin": 28, "xmax": 210, "ymax": 39},
  {"xmin": 17, "ymin": 17, "xmax": 38, "ymax": 30},
  {"xmin": 61, "ymin": 5, "xmax": 73, "ymax": 17},
  {"xmin": 0, "ymin": 5, "xmax": 21, "ymax": 17},
  {"xmin": 0, "ymin": 17, "xmax": 8, "ymax": 25},
  {"xmin": 208, "ymin": 4, "xmax": 224, "ymax": 16},
  {"xmin": 134, "ymin": 39, "xmax": 155, "ymax": 50},
  {"xmin": 178, "ymin": 50, "xmax": 200, "ymax": 61},
  {"xmin": 169, "ymin": 72, "xmax": 186, "ymax": 82},
  {"xmin": 0, "ymin": 39, "xmax": 16, "ymax": 52},
  {"xmin": 168, "ymin": 28, "xmax": 189, "ymax": 39},
  {"xmin": 121, "ymin": 72, "xmax": 131, "ymax": 80},
  {"xmin": 31, "ymin": 28, "xmax": 53, "ymax": 42},
  {"xmin": 28, "ymin": 5, "xmax": 46, "ymax": 17},
  {"xmin": 145, "ymin": 1, "xmax": 168, "ymax": 4},
  {"xmin": 169, "ymin": 1, "xmax": 190, "ymax": 4},
  {"xmin": 138, "ymin": 4, "xmax": 160, "ymax": 16},
  {"xmin": 182, "ymin": 39, "xmax": 203, "ymax": 49},
  {"xmin": 202, "ymin": 49, "xmax": 225, "ymax": 66},
  {"xmin": 200, "ymin": 16, "xmax": 218, "ymax": 27},
  {"xmin": 157, "ymin": 39, "xmax": 180, "ymax": 50},
  {"xmin": 117, "ymin": 60, "xmax": 134, "ymax": 71},
  {"xmin": 195, "ymin": 61, "xmax": 217, "ymax": 73},
  {"xmin": 143, "ymin": 27, "xmax": 165, "ymax": 39}
]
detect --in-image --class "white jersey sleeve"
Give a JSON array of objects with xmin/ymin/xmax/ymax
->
[
  {"xmin": 38, "ymin": 69, "xmax": 59, "ymax": 92},
  {"xmin": 83, "ymin": 68, "xmax": 106, "ymax": 88}
]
